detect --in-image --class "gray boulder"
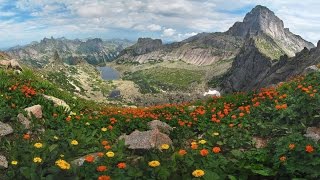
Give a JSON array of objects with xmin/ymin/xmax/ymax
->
[
  {"xmin": 147, "ymin": 120, "xmax": 173, "ymax": 134},
  {"xmin": 43, "ymin": 94, "xmax": 70, "ymax": 111},
  {"xmin": 0, "ymin": 122, "xmax": 13, "ymax": 137},
  {"xmin": 0, "ymin": 155, "xmax": 8, "ymax": 169},
  {"xmin": 24, "ymin": 105, "xmax": 42, "ymax": 119}
]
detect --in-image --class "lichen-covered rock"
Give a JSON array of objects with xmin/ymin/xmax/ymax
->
[
  {"xmin": 0, "ymin": 122, "xmax": 13, "ymax": 137},
  {"xmin": 304, "ymin": 127, "xmax": 320, "ymax": 143},
  {"xmin": 24, "ymin": 105, "xmax": 42, "ymax": 119},
  {"xmin": 119, "ymin": 129, "xmax": 172, "ymax": 150},
  {"xmin": 43, "ymin": 94, "xmax": 70, "ymax": 111},
  {"xmin": 0, "ymin": 155, "xmax": 8, "ymax": 169},
  {"xmin": 17, "ymin": 113, "xmax": 31, "ymax": 129},
  {"xmin": 147, "ymin": 120, "xmax": 173, "ymax": 134}
]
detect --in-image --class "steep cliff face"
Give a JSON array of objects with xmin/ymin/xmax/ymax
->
[
  {"xmin": 227, "ymin": 5, "xmax": 314, "ymax": 57},
  {"xmin": 223, "ymin": 39, "xmax": 272, "ymax": 92},
  {"xmin": 6, "ymin": 37, "xmax": 134, "ymax": 67},
  {"xmin": 223, "ymin": 40, "xmax": 320, "ymax": 92}
]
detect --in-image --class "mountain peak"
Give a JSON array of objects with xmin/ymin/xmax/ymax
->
[{"xmin": 227, "ymin": 5, "xmax": 284, "ymax": 37}]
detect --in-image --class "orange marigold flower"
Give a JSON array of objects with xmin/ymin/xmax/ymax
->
[
  {"xmin": 191, "ymin": 144, "xmax": 198, "ymax": 150},
  {"xmin": 98, "ymin": 175, "xmax": 111, "ymax": 180},
  {"xmin": 97, "ymin": 152, "xmax": 104, "ymax": 157},
  {"xmin": 104, "ymin": 145, "xmax": 111, "ymax": 150},
  {"xmin": 239, "ymin": 113, "xmax": 245, "ymax": 117},
  {"xmin": 212, "ymin": 147, "xmax": 221, "ymax": 154},
  {"xmin": 23, "ymin": 134, "xmax": 30, "ymax": 140},
  {"xmin": 101, "ymin": 140, "xmax": 108, "ymax": 146},
  {"xmin": 85, "ymin": 155, "xmax": 95, "ymax": 163},
  {"xmin": 200, "ymin": 149, "xmax": 209, "ymax": 156},
  {"xmin": 305, "ymin": 145, "xmax": 314, "ymax": 153},
  {"xmin": 231, "ymin": 115, "xmax": 237, "ymax": 119},
  {"xmin": 279, "ymin": 156, "xmax": 286, "ymax": 162},
  {"xmin": 178, "ymin": 149, "xmax": 187, "ymax": 156},
  {"xmin": 281, "ymin": 104, "xmax": 287, "ymax": 109},
  {"xmin": 96, "ymin": 165, "xmax": 107, "ymax": 172},
  {"xmin": 117, "ymin": 162, "xmax": 126, "ymax": 169},
  {"xmin": 288, "ymin": 144, "xmax": 295, "ymax": 150}
]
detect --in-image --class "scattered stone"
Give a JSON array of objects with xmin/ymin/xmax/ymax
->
[
  {"xmin": 0, "ymin": 122, "xmax": 13, "ymax": 137},
  {"xmin": 71, "ymin": 152, "xmax": 100, "ymax": 166},
  {"xmin": 24, "ymin": 105, "xmax": 42, "ymax": 119},
  {"xmin": 304, "ymin": 127, "xmax": 320, "ymax": 143},
  {"xmin": 304, "ymin": 65, "xmax": 320, "ymax": 75},
  {"xmin": 17, "ymin": 113, "xmax": 31, "ymax": 129},
  {"xmin": 0, "ymin": 155, "xmax": 8, "ymax": 169},
  {"xmin": 119, "ymin": 129, "xmax": 172, "ymax": 150},
  {"xmin": 147, "ymin": 120, "xmax": 173, "ymax": 134},
  {"xmin": 43, "ymin": 94, "xmax": 70, "ymax": 111},
  {"xmin": 109, "ymin": 90, "xmax": 121, "ymax": 99},
  {"xmin": 252, "ymin": 137, "xmax": 268, "ymax": 148},
  {"xmin": 9, "ymin": 59, "xmax": 23, "ymax": 71},
  {"xmin": 203, "ymin": 89, "xmax": 221, "ymax": 97}
]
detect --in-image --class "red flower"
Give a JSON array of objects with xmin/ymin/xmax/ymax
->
[
  {"xmin": 305, "ymin": 145, "xmax": 314, "ymax": 153},
  {"xmin": 178, "ymin": 149, "xmax": 187, "ymax": 156},
  {"xmin": 200, "ymin": 149, "xmax": 209, "ymax": 156},
  {"xmin": 85, "ymin": 155, "xmax": 95, "ymax": 163},
  {"xmin": 212, "ymin": 147, "xmax": 221, "ymax": 154},
  {"xmin": 98, "ymin": 175, "xmax": 111, "ymax": 180},
  {"xmin": 117, "ymin": 162, "xmax": 126, "ymax": 169},
  {"xmin": 96, "ymin": 165, "xmax": 107, "ymax": 172}
]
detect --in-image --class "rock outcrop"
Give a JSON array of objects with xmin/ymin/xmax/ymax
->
[
  {"xmin": 43, "ymin": 95, "xmax": 70, "ymax": 111},
  {"xmin": 0, "ymin": 155, "xmax": 8, "ymax": 169},
  {"xmin": 24, "ymin": 105, "xmax": 43, "ymax": 119},
  {"xmin": 0, "ymin": 122, "xmax": 13, "ymax": 137}
]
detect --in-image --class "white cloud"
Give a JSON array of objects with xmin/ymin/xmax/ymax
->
[
  {"xmin": 147, "ymin": 24, "xmax": 162, "ymax": 31},
  {"xmin": 0, "ymin": 0, "xmax": 319, "ymax": 47},
  {"xmin": 162, "ymin": 28, "xmax": 176, "ymax": 37}
]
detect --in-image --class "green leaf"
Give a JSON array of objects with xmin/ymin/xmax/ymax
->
[
  {"xmin": 228, "ymin": 175, "xmax": 237, "ymax": 180},
  {"xmin": 203, "ymin": 170, "xmax": 220, "ymax": 180},
  {"xmin": 49, "ymin": 144, "xmax": 58, "ymax": 152}
]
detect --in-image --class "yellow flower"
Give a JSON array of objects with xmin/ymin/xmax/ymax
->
[
  {"xmin": 71, "ymin": 140, "xmax": 78, "ymax": 145},
  {"xmin": 212, "ymin": 132, "xmax": 219, "ymax": 136},
  {"xmin": 101, "ymin": 127, "xmax": 107, "ymax": 132},
  {"xmin": 148, "ymin": 160, "xmax": 160, "ymax": 167},
  {"xmin": 34, "ymin": 143, "xmax": 43, "ymax": 148},
  {"xmin": 192, "ymin": 169, "xmax": 205, "ymax": 177},
  {"xmin": 161, "ymin": 144, "xmax": 170, "ymax": 150},
  {"xmin": 198, "ymin": 140, "xmax": 206, "ymax": 144},
  {"xmin": 11, "ymin": 161, "xmax": 18, "ymax": 165},
  {"xmin": 106, "ymin": 151, "xmax": 115, "ymax": 157},
  {"xmin": 53, "ymin": 136, "xmax": 59, "ymax": 140},
  {"xmin": 85, "ymin": 122, "xmax": 90, "ymax": 126},
  {"xmin": 55, "ymin": 159, "xmax": 71, "ymax": 170},
  {"xmin": 33, "ymin": 157, "xmax": 42, "ymax": 163},
  {"xmin": 60, "ymin": 154, "xmax": 64, "ymax": 158}
]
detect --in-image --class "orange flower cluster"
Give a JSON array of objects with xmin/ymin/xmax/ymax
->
[
  {"xmin": 275, "ymin": 104, "xmax": 287, "ymax": 110},
  {"xmin": 21, "ymin": 85, "xmax": 37, "ymax": 98}
]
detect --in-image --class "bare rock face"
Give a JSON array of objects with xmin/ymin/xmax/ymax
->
[
  {"xmin": 147, "ymin": 120, "xmax": 173, "ymax": 134},
  {"xmin": 43, "ymin": 94, "xmax": 70, "ymax": 111},
  {"xmin": 133, "ymin": 38, "xmax": 163, "ymax": 55},
  {"xmin": 0, "ymin": 122, "xmax": 13, "ymax": 137},
  {"xmin": 119, "ymin": 129, "xmax": 172, "ymax": 150},
  {"xmin": 304, "ymin": 65, "xmax": 320, "ymax": 75},
  {"xmin": 0, "ymin": 59, "xmax": 23, "ymax": 71},
  {"xmin": 227, "ymin": 5, "xmax": 314, "ymax": 56},
  {"xmin": 24, "ymin": 105, "xmax": 42, "ymax": 119},
  {"xmin": 17, "ymin": 113, "xmax": 31, "ymax": 129},
  {"xmin": 304, "ymin": 127, "xmax": 320, "ymax": 143},
  {"xmin": 0, "ymin": 155, "xmax": 8, "ymax": 169}
]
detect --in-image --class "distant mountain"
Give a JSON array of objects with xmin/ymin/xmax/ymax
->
[
  {"xmin": 6, "ymin": 37, "xmax": 134, "ymax": 67},
  {"xmin": 116, "ymin": 5, "xmax": 314, "ymax": 65}
]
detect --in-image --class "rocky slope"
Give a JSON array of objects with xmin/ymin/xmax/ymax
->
[
  {"xmin": 116, "ymin": 5, "xmax": 314, "ymax": 65},
  {"xmin": 6, "ymin": 37, "xmax": 134, "ymax": 67},
  {"xmin": 222, "ymin": 39, "xmax": 320, "ymax": 92}
]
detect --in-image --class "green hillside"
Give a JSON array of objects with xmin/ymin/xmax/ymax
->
[{"xmin": 0, "ymin": 68, "xmax": 319, "ymax": 179}]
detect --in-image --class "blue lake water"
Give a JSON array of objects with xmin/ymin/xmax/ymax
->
[{"xmin": 97, "ymin": 66, "xmax": 120, "ymax": 80}]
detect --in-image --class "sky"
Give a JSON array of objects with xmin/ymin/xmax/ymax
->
[{"xmin": 0, "ymin": 0, "xmax": 319, "ymax": 49}]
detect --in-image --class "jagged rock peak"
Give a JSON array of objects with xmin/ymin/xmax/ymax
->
[
  {"xmin": 227, "ymin": 5, "xmax": 284, "ymax": 37},
  {"xmin": 137, "ymin": 38, "xmax": 162, "ymax": 45},
  {"xmin": 129, "ymin": 38, "xmax": 163, "ymax": 55},
  {"xmin": 317, "ymin": 40, "xmax": 320, "ymax": 48}
]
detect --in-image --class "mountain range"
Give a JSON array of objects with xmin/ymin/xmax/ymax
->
[
  {"xmin": 115, "ymin": 5, "xmax": 314, "ymax": 65},
  {"xmin": 6, "ymin": 37, "xmax": 134, "ymax": 67}
]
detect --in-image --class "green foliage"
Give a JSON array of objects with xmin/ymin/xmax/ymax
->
[{"xmin": 0, "ymin": 68, "xmax": 320, "ymax": 179}]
